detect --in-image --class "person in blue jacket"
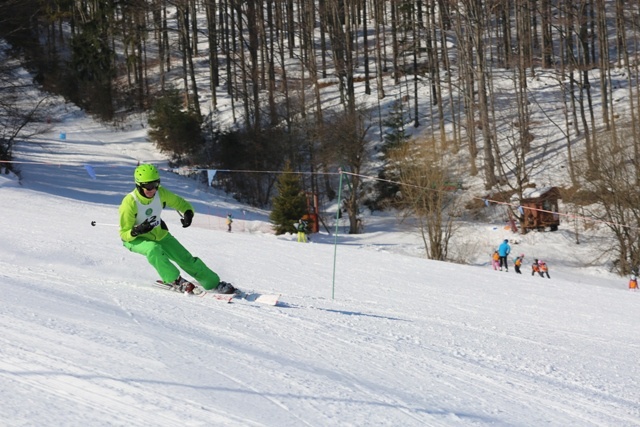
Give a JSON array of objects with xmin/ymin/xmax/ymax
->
[{"xmin": 497, "ymin": 239, "xmax": 511, "ymax": 271}]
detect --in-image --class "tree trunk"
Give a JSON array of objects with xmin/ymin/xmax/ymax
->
[{"xmin": 205, "ymin": 0, "xmax": 219, "ymax": 108}]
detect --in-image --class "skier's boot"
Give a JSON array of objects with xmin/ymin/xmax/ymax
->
[
  {"xmin": 173, "ymin": 276, "xmax": 195, "ymax": 294},
  {"xmin": 216, "ymin": 281, "xmax": 236, "ymax": 294}
]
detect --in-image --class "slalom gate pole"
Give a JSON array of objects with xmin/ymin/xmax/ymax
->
[{"xmin": 331, "ymin": 169, "xmax": 344, "ymax": 300}]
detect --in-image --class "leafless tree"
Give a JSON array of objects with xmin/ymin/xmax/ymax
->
[
  {"xmin": 318, "ymin": 107, "xmax": 373, "ymax": 234},
  {"xmin": 0, "ymin": 54, "xmax": 50, "ymax": 170},
  {"xmin": 581, "ymin": 127, "xmax": 640, "ymax": 275},
  {"xmin": 391, "ymin": 138, "xmax": 460, "ymax": 261}
]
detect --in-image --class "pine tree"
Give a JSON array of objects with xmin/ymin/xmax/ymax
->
[
  {"xmin": 270, "ymin": 165, "xmax": 307, "ymax": 235},
  {"xmin": 381, "ymin": 99, "xmax": 409, "ymax": 154},
  {"xmin": 371, "ymin": 99, "xmax": 411, "ymax": 210},
  {"xmin": 148, "ymin": 89, "xmax": 203, "ymax": 158}
]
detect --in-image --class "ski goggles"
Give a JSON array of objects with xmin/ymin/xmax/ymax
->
[{"xmin": 139, "ymin": 180, "xmax": 160, "ymax": 190}]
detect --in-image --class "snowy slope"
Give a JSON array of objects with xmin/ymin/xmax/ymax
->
[{"xmin": 1, "ymin": 112, "xmax": 640, "ymax": 426}]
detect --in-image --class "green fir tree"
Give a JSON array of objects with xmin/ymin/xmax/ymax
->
[
  {"xmin": 381, "ymin": 99, "xmax": 409, "ymax": 154},
  {"xmin": 372, "ymin": 99, "xmax": 411, "ymax": 210},
  {"xmin": 148, "ymin": 89, "xmax": 203, "ymax": 159},
  {"xmin": 270, "ymin": 165, "xmax": 307, "ymax": 235}
]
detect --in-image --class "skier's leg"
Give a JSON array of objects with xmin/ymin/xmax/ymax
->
[
  {"xmin": 123, "ymin": 239, "xmax": 180, "ymax": 284},
  {"xmin": 160, "ymin": 234, "xmax": 220, "ymax": 290}
]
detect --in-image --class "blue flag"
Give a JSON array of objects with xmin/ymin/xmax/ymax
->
[{"xmin": 84, "ymin": 165, "xmax": 97, "ymax": 180}]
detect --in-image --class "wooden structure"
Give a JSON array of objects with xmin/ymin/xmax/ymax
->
[
  {"xmin": 520, "ymin": 187, "xmax": 561, "ymax": 232},
  {"xmin": 304, "ymin": 192, "xmax": 320, "ymax": 233}
]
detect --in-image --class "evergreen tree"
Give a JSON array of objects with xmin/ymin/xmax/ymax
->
[
  {"xmin": 381, "ymin": 99, "xmax": 410, "ymax": 155},
  {"xmin": 371, "ymin": 99, "xmax": 411, "ymax": 210},
  {"xmin": 69, "ymin": 2, "xmax": 116, "ymax": 119},
  {"xmin": 148, "ymin": 89, "xmax": 203, "ymax": 159},
  {"xmin": 270, "ymin": 165, "xmax": 307, "ymax": 235}
]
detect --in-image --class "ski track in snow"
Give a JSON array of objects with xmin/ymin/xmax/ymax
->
[{"xmin": 3, "ymin": 222, "xmax": 640, "ymax": 426}]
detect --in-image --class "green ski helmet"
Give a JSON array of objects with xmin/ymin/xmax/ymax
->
[{"xmin": 134, "ymin": 164, "xmax": 160, "ymax": 184}]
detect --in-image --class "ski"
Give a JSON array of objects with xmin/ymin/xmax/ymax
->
[
  {"xmin": 153, "ymin": 280, "xmax": 233, "ymax": 303},
  {"xmin": 152, "ymin": 280, "xmax": 279, "ymax": 305},
  {"xmin": 202, "ymin": 292, "xmax": 234, "ymax": 303}
]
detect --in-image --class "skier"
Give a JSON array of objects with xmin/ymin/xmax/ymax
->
[
  {"xmin": 531, "ymin": 258, "xmax": 551, "ymax": 279},
  {"xmin": 629, "ymin": 274, "xmax": 638, "ymax": 291},
  {"xmin": 513, "ymin": 254, "xmax": 524, "ymax": 274},
  {"xmin": 118, "ymin": 164, "xmax": 236, "ymax": 294},
  {"xmin": 295, "ymin": 218, "xmax": 308, "ymax": 243},
  {"xmin": 491, "ymin": 251, "xmax": 500, "ymax": 270},
  {"xmin": 226, "ymin": 213, "xmax": 233, "ymax": 232},
  {"xmin": 531, "ymin": 259, "xmax": 544, "ymax": 277},
  {"xmin": 538, "ymin": 260, "xmax": 551, "ymax": 278},
  {"xmin": 497, "ymin": 239, "xmax": 511, "ymax": 271}
]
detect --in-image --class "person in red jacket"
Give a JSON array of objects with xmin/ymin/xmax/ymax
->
[{"xmin": 119, "ymin": 164, "xmax": 235, "ymax": 294}]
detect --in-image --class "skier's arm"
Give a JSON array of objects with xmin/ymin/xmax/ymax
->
[
  {"xmin": 118, "ymin": 194, "xmax": 139, "ymax": 242},
  {"xmin": 159, "ymin": 187, "xmax": 194, "ymax": 216}
]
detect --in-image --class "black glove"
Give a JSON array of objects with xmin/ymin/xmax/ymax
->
[
  {"xmin": 131, "ymin": 218, "xmax": 154, "ymax": 236},
  {"xmin": 181, "ymin": 210, "xmax": 194, "ymax": 228}
]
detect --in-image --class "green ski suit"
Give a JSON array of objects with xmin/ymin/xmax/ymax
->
[{"xmin": 119, "ymin": 186, "xmax": 220, "ymax": 290}]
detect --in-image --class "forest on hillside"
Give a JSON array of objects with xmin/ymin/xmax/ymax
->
[{"xmin": 2, "ymin": 0, "xmax": 640, "ymax": 271}]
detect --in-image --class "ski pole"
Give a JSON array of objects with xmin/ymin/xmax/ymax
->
[{"xmin": 91, "ymin": 221, "xmax": 119, "ymax": 227}]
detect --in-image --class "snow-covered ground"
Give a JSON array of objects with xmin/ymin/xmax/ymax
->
[{"xmin": 1, "ymin": 107, "xmax": 639, "ymax": 427}]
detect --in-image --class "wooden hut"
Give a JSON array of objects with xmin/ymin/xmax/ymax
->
[{"xmin": 520, "ymin": 187, "xmax": 561, "ymax": 231}]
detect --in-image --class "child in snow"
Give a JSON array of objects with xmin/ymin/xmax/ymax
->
[
  {"xmin": 119, "ymin": 164, "xmax": 236, "ymax": 295},
  {"xmin": 629, "ymin": 274, "xmax": 638, "ymax": 291},
  {"xmin": 513, "ymin": 254, "xmax": 524, "ymax": 274},
  {"xmin": 492, "ymin": 251, "xmax": 500, "ymax": 270},
  {"xmin": 226, "ymin": 213, "xmax": 233, "ymax": 232},
  {"xmin": 538, "ymin": 260, "xmax": 551, "ymax": 278},
  {"xmin": 295, "ymin": 219, "xmax": 308, "ymax": 243},
  {"xmin": 531, "ymin": 259, "xmax": 542, "ymax": 277}
]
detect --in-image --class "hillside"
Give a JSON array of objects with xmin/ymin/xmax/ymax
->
[
  {"xmin": 1, "ymin": 105, "xmax": 639, "ymax": 426},
  {"xmin": 3, "ymin": 2, "xmax": 640, "ymax": 273}
]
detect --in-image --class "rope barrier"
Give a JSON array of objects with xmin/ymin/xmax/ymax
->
[
  {"xmin": 339, "ymin": 170, "xmax": 640, "ymax": 232},
  {"xmin": 2, "ymin": 158, "xmax": 637, "ymax": 231}
]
